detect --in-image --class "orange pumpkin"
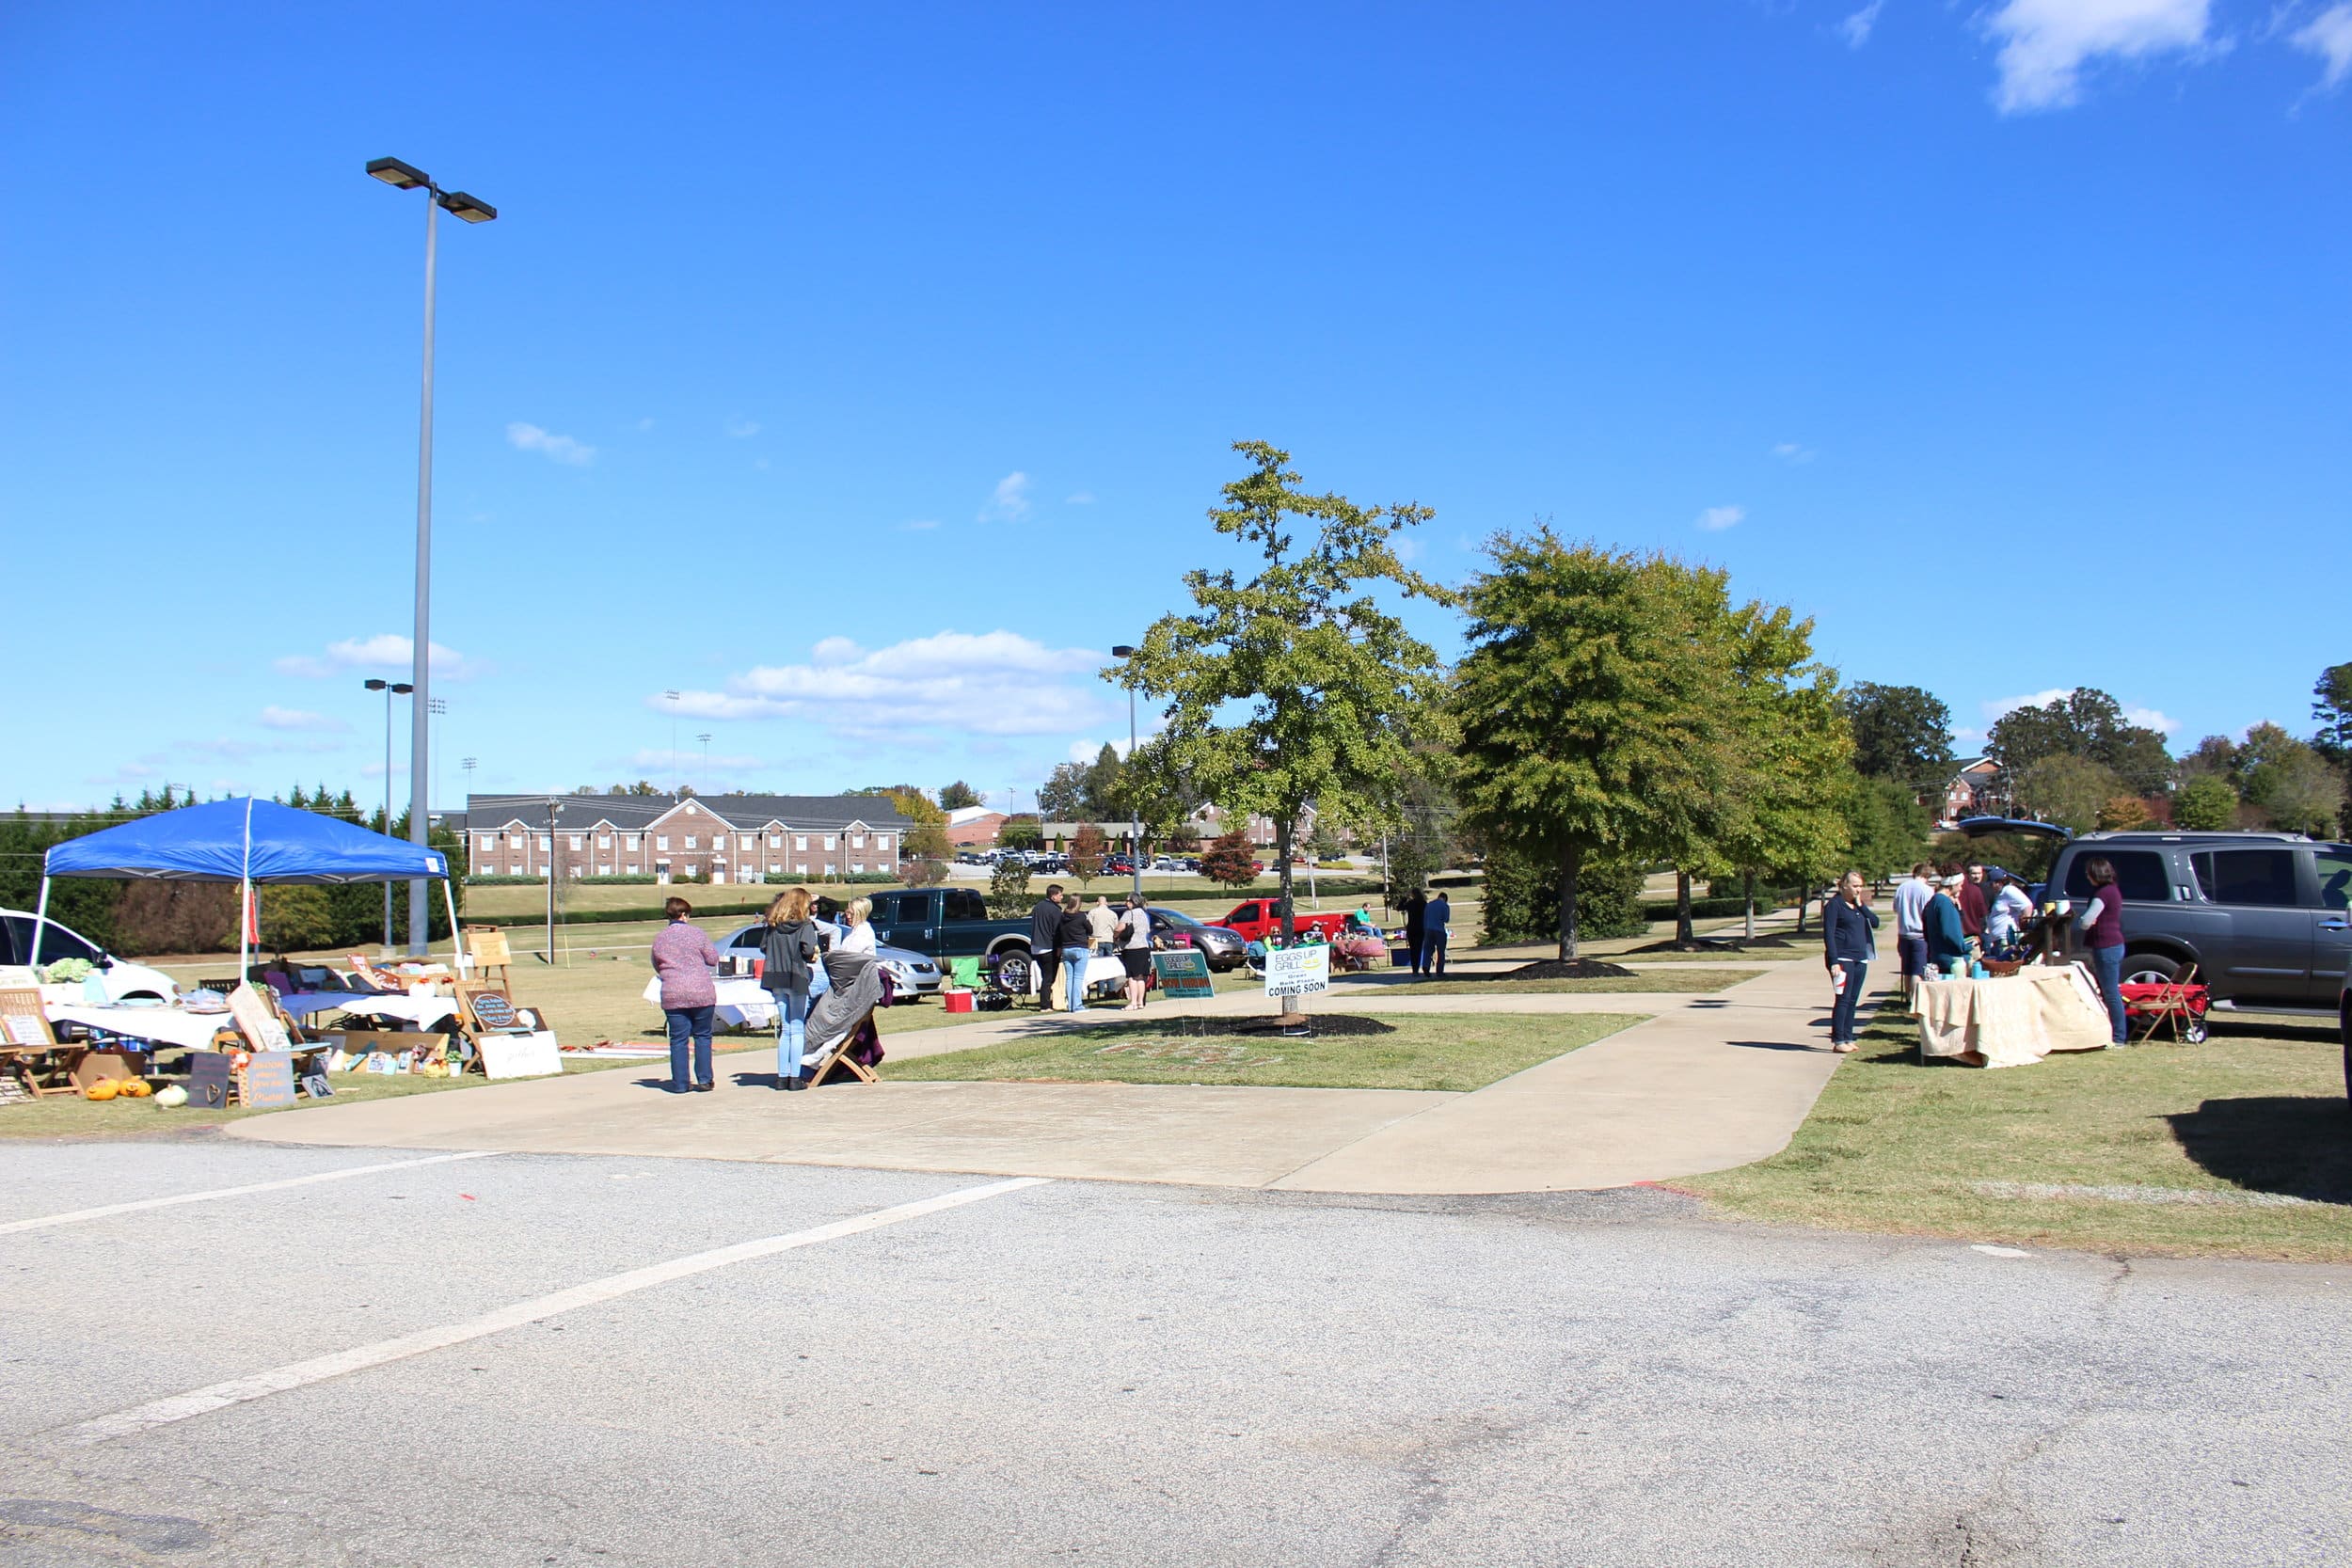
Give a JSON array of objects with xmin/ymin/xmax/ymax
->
[
  {"xmin": 84, "ymin": 1079, "xmax": 121, "ymax": 1101},
  {"xmin": 116, "ymin": 1078, "xmax": 153, "ymax": 1099}
]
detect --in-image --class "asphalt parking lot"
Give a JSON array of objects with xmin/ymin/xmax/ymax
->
[{"xmin": 2, "ymin": 1138, "xmax": 2345, "ymax": 1568}]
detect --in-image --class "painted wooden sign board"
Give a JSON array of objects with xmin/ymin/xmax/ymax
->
[
  {"xmin": 477, "ymin": 1030, "xmax": 562, "ymax": 1080},
  {"xmin": 236, "ymin": 1050, "xmax": 298, "ymax": 1109},
  {"xmin": 1151, "ymin": 949, "xmax": 1216, "ymax": 999},
  {"xmin": 466, "ymin": 927, "xmax": 512, "ymax": 969},
  {"xmin": 227, "ymin": 983, "xmax": 292, "ymax": 1053},
  {"xmin": 1263, "ymin": 945, "xmax": 1331, "ymax": 1000},
  {"xmin": 188, "ymin": 1052, "xmax": 235, "ymax": 1108}
]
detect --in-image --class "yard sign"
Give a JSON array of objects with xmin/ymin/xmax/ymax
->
[{"xmin": 1262, "ymin": 945, "xmax": 1329, "ymax": 1001}]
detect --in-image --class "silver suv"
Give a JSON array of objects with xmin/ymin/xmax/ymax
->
[{"xmin": 2041, "ymin": 831, "xmax": 2351, "ymax": 1015}]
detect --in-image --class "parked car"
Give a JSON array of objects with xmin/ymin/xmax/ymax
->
[
  {"xmin": 1099, "ymin": 853, "xmax": 1139, "ymax": 877},
  {"xmin": 1144, "ymin": 907, "xmax": 1248, "ymax": 971},
  {"xmin": 2033, "ymin": 830, "xmax": 2352, "ymax": 1014},
  {"xmin": 1210, "ymin": 897, "xmax": 1354, "ymax": 945},
  {"xmin": 860, "ymin": 887, "xmax": 1042, "ymax": 991},
  {"xmin": 1150, "ymin": 856, "xmax": 1185, "ymax": 872},
  {"xmin": 0, "ymin": 910, "xmax": 179, "ymax": 1002},
  {"xmin": 718, "ymin": 920, "xmax": 944, "ymax": 998}
]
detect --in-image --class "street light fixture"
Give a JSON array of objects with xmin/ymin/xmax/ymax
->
[
  {"xmin": 367, "ymin": 154, "xmax": 498, "ymax": 956},
  {"xmin": 363, "ymin": 678, "xmax": 415, "ymax": 951},
  {"xmin": 1111, "ymin": 645, "xmax": 1141, "ymax": 902}
]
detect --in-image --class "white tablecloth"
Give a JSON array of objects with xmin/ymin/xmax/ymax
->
[
  {"xmin": 640, "ymin": 975, "xmax": 777, "ymax": 1029},
  {"xmin": 41, "ymin": 1004, "xmax": 232, "ymax": 1053},
  {"xmin": 326, "ymin": 995, "xmax": 461, "ymax": 1030}
]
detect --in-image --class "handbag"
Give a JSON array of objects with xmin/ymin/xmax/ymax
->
[{"xmin": 807, "ymin": 940, "xmax": 833, "ymax": 997}]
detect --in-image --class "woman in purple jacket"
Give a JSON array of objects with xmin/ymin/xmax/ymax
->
[
  {"xmin": 650, "ymin": 895, "xmax": 722, "ymax": 1092},
  {"xmin": 2074, "ymin": 857, "xmax": 2130, "ymax": 1046}
]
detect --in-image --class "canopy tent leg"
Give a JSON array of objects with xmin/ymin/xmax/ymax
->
[
  {"xmin": 442, "ymin": 880, "xmax": 468, "ymax": 975},
  {"xmin": 240, "ymin": 797, "xmax": 255, "ymax": 984},
  {"xmin": 29, "ymin": 876, "xmax": 51, "ymax": 970}
]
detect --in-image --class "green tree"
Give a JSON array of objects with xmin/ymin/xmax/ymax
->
[
  {"xmin": 1706, "ymin": 605, "xmax": 1853, "ymax": 939},
  {"xmin": 986, "ymin": 854, "xmax": 1033, "ymax": 917},
  {"xmin": 1036, "ymin": 763, "xmax": 1089, "ymax": 822},
  {"xmin": 2014, "ymin": 753, "xmax": 2123, "ymax": 833},
  {"xmin": 2312, "ymin": 662, "xmax": 2352, "ymax": 752},
  {"xmin": 1840, "ymin": 682, "xmax": 1954, "ymax": 797},
  {"xmin": 1480, "ymin": 847, "xmax": 1647, "ymax": 943},
  {"xmin": 2241, "ymin": 729, "xmax": 2346, "ymax": 836},
  {"xmin": 938, "ymin": 780, "xmax": 984, "ymax": 811},
  {"xmin": 1986, "ymin": 688, "xmax": 2172, "ymax": 795},
  {"xmin": 997, "ymin": 815, "xmax": 1042, "ymax": 851},
  {"xmin": 1200, "ymin": 828, "xmax": 1260, "ymax": 890},
  {"xmin": 2177, "ymin": 736, "xmax": 2239, "ymax": 783},
  {"xmin": 1081, "ymin": 743, "xmax": 1125, "ymax": 820},
  {"xmin": 1453, "ymin": 536, "xmax": 1738, "ymax": 960},
  {"xmin": 2171, "ymin": 773, "xmax": 2238, "ymax": 832},
  {"xmin": 1118, "ymin": 440, "xmax": 1453, "ymax": 944},
  {"xmin": 1841, "ymin": 774, "xmax": 1933, "ymax": 884}
]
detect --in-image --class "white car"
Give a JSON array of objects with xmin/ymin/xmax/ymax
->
[
  {"xmin": 717, "ymin": 922, "xmax": 944, "ymax": 997},
  {"xmin": 0, "ymin": 910, "xmax": 181, "ymax": 1003}
]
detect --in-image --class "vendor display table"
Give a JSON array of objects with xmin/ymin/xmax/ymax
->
[
  {"xmin": 1916, "ymin": 964, "xmax": 2112, "ymax": 1069},
  {"xmin": 41, "ymin": 1004, "xmax": 232, "ymax": 1054},
  {"xmin": 640, "ymin": 976, "xmax": 777, "ymax": 1030},
  {"xmin": 326, "ymin": 995, "xmax": 461, "ymax": 1031}
]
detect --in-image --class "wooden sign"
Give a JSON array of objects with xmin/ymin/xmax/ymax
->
[
  {"xmin": 188, "ymin": 1052, "xmax": 234, "ymax": 1108},
  {"xmin": 466, "ymin": 926, "xmax": 512, "ymax": 969},
  {"xmin": 1151, "ymin": 949, "xmax": 1216, "ymax": 999},
  {"xmin": 455, "ymin": 982, "xmax": 517, "ymax": 1032},
  {"xmin": 226, "ymin": 983, "xmax": 292, "ymax": 1053},
  {"xmin": 1263, "ymin": 944, "xmax": 1330, "ymax": 1001},
  {"xmin": 0, "ymin": 989, "xmax": 55, "ymax": 1050},
  {"xmin": 235, "ymin": 1050, "xmax": 297, "ymax": 1109},
  {"xmin": 477, "ymin": 1030, "xmax": 561, "ymax": 1080}
]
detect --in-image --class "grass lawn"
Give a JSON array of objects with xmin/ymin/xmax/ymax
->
[
  {"xmin": 1687, "ymin": 1004, "xmax": 2352, "ymax": 1262},
  {"xmin": 885, "ymin": 1011, "xmax": 1644, "ymax": 1092},
  {"xmin": 0, "ymin": 1056, "xmax": 643, "ymax": 1143},
  {"xmin": 1339, "ymin": 967, "xmax": 1762, "ymax": 996}
]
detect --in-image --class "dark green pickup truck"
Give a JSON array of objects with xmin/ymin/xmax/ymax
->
[{"xmin": 865, "ymin": 887, "xmax": 1040, "ymax": 989}]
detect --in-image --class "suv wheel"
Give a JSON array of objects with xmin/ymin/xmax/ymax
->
[
  {"xmin": 2122, "ymin": 954, "xmax": 2182, "ymax": 987},
  {"xmin": 993, "ymin": 949, "xmax": 1033, "ymax": 997}
]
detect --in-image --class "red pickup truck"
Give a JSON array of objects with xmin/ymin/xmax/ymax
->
[{"xmin": 1214, "ymin": 898, "xmax": 1355, "ymax": 944}]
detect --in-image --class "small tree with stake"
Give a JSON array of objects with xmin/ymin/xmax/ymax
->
[
  {"xmin": 1068, "ymin": 823, "xmax": 1107, "ymax": 890},
  {"xmin": 1117, "ymin": 440, "xmax": 1454, "ymax": 971},
  {"xmin": 1200, "ymin": 828, "xmax": 1260, "ymax": 890}
]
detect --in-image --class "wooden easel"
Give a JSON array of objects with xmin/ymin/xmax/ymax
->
[{"xmin": 465, "ymin": 927, "xmax": 512, "ymax": 988}]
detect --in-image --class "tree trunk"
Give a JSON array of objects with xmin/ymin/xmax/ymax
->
[
  {"xmin": 1274, "ymin": 818, "xmax": 1296, "ymax": 942},
  {"xmin": 1795, "ymin": 891, "xmax": 1811, "ymax": 934},
  {"xmin": 1557, "ymin": 843, "xmax": 1582, "ymax": 961},
  {"xmin": 1742, "ymin": 869, "xmax": 1756, "ymax": 942},
  {"xmin": 1675, "ymin": 870, "xmax": 1693, "ymax": 946}
]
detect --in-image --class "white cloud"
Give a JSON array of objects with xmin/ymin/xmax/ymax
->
[
  {"xmin": 1952, "ymin": 725, "xmax": 1988, "ymax": 745},
  {"xmin": 1065, "ymin": 491, "xmax": 1097, "ymax": 505},
  {"xmin": 275, "ymin": 635, "xmax": 485, "ymax": 681},
  {"xmin": 2123, "ymin": 705, "xmax": 2180, "ymax": 735},
  {"xmin": 621, "ymin": 747, "xmax": 764, "ymax": 772},
  {"xmin": 655, "ymin": 630, "xmax": 1111, "ymax": 738},
  {"xmin": 1696, "ymin": 504, "xmax": 1746, "ymax": 531},
  {"xmin": 753, "ymin": 457, "xmax": 771, "ymax": 470},
  {"xmin": 900, "ymin": 518, "xmax": 941, "ymax": 531},
  {"xmin": 1771, "ymin": 441, "xmax": 1817, "ymax": 465},
  {"xmin": 1392, "ymin": 535, "xmax": 1423, "ymax": 563},
  {"xmin": 2292, "ymin": 2, "xmax": 2352, "ymax": 87},
  {"xmin": 1983, "ymin": 688, "xmax": 2075, "ymax": 720},
  {"xmin": 724, "ymin": 417, "xmax": 760, "ymax": 438},
  {"xmin": 258, "ymin": 705, "xmax": 347, "ymax": 733},
  {"xmin": 1980, "ymin": 0, "xmax": 2212, "ymax": 113},
  {"xmin": 1837, "ymin": 0, "xmax": 1885, "ymax": 48},
  {"xmin": 636, "ymin": 417, "xmax": 656, "ymax": 432},
  {"xmin": 505, "ymin": 422, "xmax": 596, "ymax": 466},
  {"xmin": 979, "ymin": 472, "xmax": 1032, "ymax": 523}
]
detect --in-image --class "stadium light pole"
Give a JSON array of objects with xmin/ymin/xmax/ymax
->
[
  {"xmin": 364, "ymin": 678, "xmax": 413, "ymax": 951},
  {"xmin": 1111, "ymin": 646, "xmax": 1141, "ymax": 902},
  {"xmin": 367, "ymin": 156, "xmax": 497, "ymax": 954}
]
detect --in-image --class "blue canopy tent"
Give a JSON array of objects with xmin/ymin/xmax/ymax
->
[{"xmin": 36, "ymin": 798, "xmax": 457, "ymax": 980}]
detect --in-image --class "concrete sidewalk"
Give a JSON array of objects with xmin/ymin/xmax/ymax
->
[{"xmin": 233, "ymin": 949, "xmax": 1882, "ymax": 1194}]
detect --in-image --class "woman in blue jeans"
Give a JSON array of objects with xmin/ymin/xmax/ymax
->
[
  {"xmin": 649, "ymin": 895, "xmax": 722, "ymax": 1092},
  {"xmin": 2074, "ymin": 856, "xmax": 2131, "ymax": 1045},
  {"xmin": 760, "ymin": 885, "xmax": 822, "ymax": 1091},
  {"xmin": 1820, "ymin": 870, "xmax": 1879, "ymax": 1053}
]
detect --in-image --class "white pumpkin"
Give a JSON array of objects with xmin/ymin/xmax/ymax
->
[{"xmin": 153, "ymin": 1085, "xmax": 190, "ymax": 1108}]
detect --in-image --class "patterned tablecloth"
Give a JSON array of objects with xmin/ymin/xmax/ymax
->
[{"xmin": 1915, "ymin": 964, "xmax": 2111, "ymax": 1069}]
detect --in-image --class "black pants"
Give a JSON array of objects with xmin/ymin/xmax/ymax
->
[
  {"xmin": 1033, "ymin": 948, "xmax": 1060, "ymax": 1006},
  {"xmin": 1830, "ymin": 960, "xmax": 1866, "ymax": 1043},
  {"xmin": 1406, "ymin": 926, "xmax": 1424, "ymax": 973}
]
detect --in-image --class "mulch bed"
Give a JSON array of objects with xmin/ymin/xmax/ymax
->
[
  {"xmin": 1502, "ymin": 958, "xmax": 1638, "ymax": 980},
  {"xmin": 1627, "ymin": 934, "xmax": 1795, "ymax": 955},
  {"xmin": 1154, "ymin": 1013, "xmax": 1397, "ymax": 1038}
]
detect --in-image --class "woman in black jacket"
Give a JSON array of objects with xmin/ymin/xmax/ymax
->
[
  {"xmin": 760, "ymin": 886, "xmax": 823, "ymax": 1090},
  {"xmin": 1821, "ymin": 870, "xmax": 1880, "ymax": 1053}
]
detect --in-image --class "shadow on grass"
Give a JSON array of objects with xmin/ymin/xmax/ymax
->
[{"xmin": 2166, "ymin": 1097, "xmax": 2352, "ymax": 1205}]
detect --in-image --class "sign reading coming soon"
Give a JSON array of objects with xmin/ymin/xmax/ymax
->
[{"xmin": 1262, "ymin": 945, "xmax": 1329, "ymax": 1001}]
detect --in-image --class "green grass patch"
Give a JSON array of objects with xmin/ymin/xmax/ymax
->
[
  {"xmin": 886, "ymin": 1011, "xmax": 1643, "ymax": 1092},
  {"xmin": 1687, "ymin": 1006, "xmax": 2352, "ymax": 1262},
  {"xmin": 1346, "ymin": 967, "xmax": 1762, "ymax": 996},
  {"xmin": 0, "ymin": 1056, "xmax": 642, "ymax": 1143}
]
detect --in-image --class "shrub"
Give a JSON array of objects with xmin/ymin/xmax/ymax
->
[
  {"xmin": 1200, "ymin": 830, "xmax": 1260, "ymax": 890},
  {"xmin": 1481, "ymin": 848, "xmax": 1646, "ymax": 943},
  {"xmin": 2172, "ymin": 774, "xmax": 2237, "ymax": 832},
  {"xmin": 988, "ymin": 856, "xmax": 1034, "ymax": 918}
]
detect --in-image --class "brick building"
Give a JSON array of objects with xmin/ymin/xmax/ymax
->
[{"xmin": 460, "ymin": 793, "xmax": 911, "ymax": 884}]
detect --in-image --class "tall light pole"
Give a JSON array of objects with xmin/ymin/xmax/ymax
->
[
  {"xmin": 698, "ymin": 733, "xmax": 713, "ymax": 796},
  {"xmin": 364, "ymin": 677, "xmax": 414, "ymax": 951},
  {"xmin": 367, "ymin": 156, "xmax": 497, "ymax": 955},
  {"xmin": 427, "ymin": 696, "xmax": 447, "ymax": 816},
  {"xmin": 664, "ymin": 690, "xmax": 681, "ymax": 793},
  {"xmin": 1111, "ymin": 645, "xmax": 1141, "ymax": 903}
]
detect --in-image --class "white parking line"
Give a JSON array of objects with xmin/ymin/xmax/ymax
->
[
  {"xmin": 0, "ymin": 1150, "xmax": 505, "ymax": 1236},
  {"xmin": 58, "ymin": 1175, "xmax": 1050, "ymax": 1448}
]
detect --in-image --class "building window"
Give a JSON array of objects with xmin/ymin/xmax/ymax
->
[
  {"xmin": 823, "ymin": 835, "xmax": 836, "ymax": 850},
  {"xmin": 625, "ymin": 833, "xmax": 639, "ymax": 849},
  {"xmin": 823, "ymin": 863, "xmax": 835, "ymax": 875},
  {"xmin": 768, "ymin": 833, "xmax": 782, "ymax": 847},
  {"xmin": 536, "ymin": 835, "xmax": 550, "ymax": 852},
  {"xmin": 685, "ymin": 835, "xmax": 698, "ymax": 849},
  {"xmin": 851, "ymin": 833, "xmax": 866, "ymax": 847},
  {"xmin": 477, "ymin": 833, "xmax": 495, "ymax": 852},
  {"xmin": 657, "ymin": 835, "xmax": 670, "ymax": 851},
  {"xmin": 795, "ymin": 834, "xmax": 808, "ymax": 850},
  {"xmin": 568, "ymin": 834, "xmax": 582, "ymax": 851},
  {"xmin": 739, "ymin": 834, "xmax": 753, "ymax": 849},
  {"xmin": 598, "ymin": 835, "xmax": 611, "ymax": 847},
  {"xmin": 851, "ymin": 862, "xmax": 865, "ymax": 874}
]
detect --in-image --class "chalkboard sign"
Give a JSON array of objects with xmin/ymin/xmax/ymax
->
[
  {"xmin": 188, "ymin": 1052, "xmax": 234, "ymax": 1108},
  {"xmin": 236, "ymin": 1050, "xmax": 298, "ymax": 1109},
  {"xmin": 469, "ymin": 991, "xmax": 516, "ymax": 1029},
  {"xmin": 1152, "ymin": 949, "xmax": 1216, "ymax": 999}
]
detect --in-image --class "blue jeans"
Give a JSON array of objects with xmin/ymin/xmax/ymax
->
[
  {"xmin": 1420, "ymin": 930, "xmax": 1448, "ymax": 975},
  {"xmin": 665, "ymin": 1005, "xmax": 714, "ymax": 1089},
  {"xmin": 1831, "ymin": 960, "xmax": 1866, "ymax": 1043},
  {"xmin": 1897, "ymin": 934, "xmax": 1929, "ymax": 980},
  {"xmin": 2090, "ymin": 943, "xmax": 2128, "ymax": 1044},
  {"xmin": 772, "ymin": 989, "xmax": 810, "ymax": 1081},
  {"xmin": 1060, "ymin": 946, "xmax": 1091, "ymax": 1012}
]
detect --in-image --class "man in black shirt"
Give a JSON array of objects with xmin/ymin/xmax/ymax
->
[{"xmin": 1028, "ymin": 884, "xmax": 1066, "ymax": 1009}]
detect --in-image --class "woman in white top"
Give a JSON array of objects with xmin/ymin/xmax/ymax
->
[
  {"xmin": 834, "ymin": 895, "xmax": 878, "ymax": 958},
  {"xmin": 1118, "ymin": 895, "xmax": 1153, "ymax": 1010}
]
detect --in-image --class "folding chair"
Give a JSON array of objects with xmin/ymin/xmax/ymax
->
[
  {"xmin": 2125, "ymin": 963, "xmax": 2208, "ymax": 1045},
  {"xmin": 800, "ymin": 1004, "xmax": 882, "ymax": 1087}
]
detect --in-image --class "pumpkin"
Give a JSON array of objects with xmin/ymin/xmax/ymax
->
[
  {"xmin": 153, "ymin": 1085, "xmax": 189, "ymax": 1108},
  {"xmin": 116, "ymin": 1078, "xmax": 153, "ymax": 1099},
  {"xmin": 84, "ymin": 1079, "xmax": 120, "ymax": 1101}
]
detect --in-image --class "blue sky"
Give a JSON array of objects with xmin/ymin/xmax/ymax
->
[{"xmin": 5, "ymin": 0, "xmax": 2345, "ymax": 815}]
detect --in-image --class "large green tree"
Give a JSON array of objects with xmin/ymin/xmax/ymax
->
[
  {"xmin": 2014, "ymin": 753, "xmax": 2124, "ymax": 832},
  {"xmin": 1840, "ymin": 682, "xmax": 1954, "ymax": 796},
  {"xmin": 1710, "ymin": 609, "xmax": 1853, "ymax": 939},
  {"xmin": 2312, "ymin": 662, "xmax": 2352, "ymax": 752},
  {"xmin": 1119, "ymin": 441, "xmax": 1453, "ymax": 942},
  {"xmin": 1987, "ymin": 688, "xmax": 2172, "ymax": 795},
  {"xmin": 1452, "ymin": 536, "xmax": 1737, "ymax": 960},
  {"xmin": 938, "ymin": 780, "xmax": 984, "ymax": 812}
]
